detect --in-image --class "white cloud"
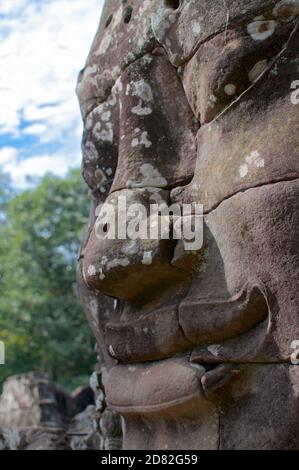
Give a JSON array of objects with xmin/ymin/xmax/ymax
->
[
  {"xmin": 0, "ymin": 0, "xmax": 28, "ymax": 16},
  {"xmin": 0, "ymin": 0, "xmax": 103, "ymax": 187},
  {"xmin": 0, "ymin": 147, "xmax": 18, "ymax": 166},
  {"xmin": 0, "ymin": 145, "xmax": 81, "ymax": 187},
  {"xmin": 23, "ymin": 123, "xmax": 48, "ymax": 137}
]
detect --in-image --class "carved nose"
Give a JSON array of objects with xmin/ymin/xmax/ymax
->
[{"xmin": 82, "ymin": 188, "xmax": 188, "ymax": 302}]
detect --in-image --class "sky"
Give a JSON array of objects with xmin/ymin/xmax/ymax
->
[{"xmin": 0, "ymin": 0, "xmax": 104, "ymax": 188}]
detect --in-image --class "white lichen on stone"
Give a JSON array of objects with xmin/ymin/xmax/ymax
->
[
  {"xmin": 121, "ymin": 240, "xmax": 139, "ymax": 256},
  {"xmin": 101, "ymin": 110, "xmax": 111, "ymax": 122},
  {"xmin": 129, "ymin": 79, "xmax": 154, "ymax": 116},
  {"xmin": 132, "ymin": 102, "xmax": 153, "ymax": 115},
  {"xmin": 246, "ymin": 150, "xmax": 265, "ymax": 167},
  {"xmin": 239, "ymin": 164, "xmax": 249, "ymax": 178},
  {"xmin": 112, "ymin": 5, "xmax": 123, "ymax": 30},
  {"xmin": 87, "ymin": 265, "xmax": 97, "ymax": 277},
  {"xmin": 108, "ymin": 344, "xmax": 117, "ymax": 358},
  {"xmin": 151, "ymin": 6, "xmax": 174, "ymax": 41},
  {"xmin": 239, "ymin": 150, "xmax": 265, "ymax": 178},
  {"xmin": 248, "ymin": 60, "xmax": 268, "ymax": 82},
  {"xmin": 107, "ymin": 258, "xmax": 130, "ymax": 270},
  {"xmin": 131, "ymin": 130, "xmax": 152, "ymax": 148},
  {"xmin": 127, "ymin": 163, "xmax": 167, "ymax": 188},
  {"xmin": 208, "ymin": 94, "xmax": 217, "ymax": 108},
  {"xmin": 96, "ymin": 31, "xmax": 112, "ymax": 55},
  {"xmin": 93, "ymin": 121, "xmax": 113, "ymax": 143},
  {"xmin": 132, "ymin": 79, "xmax": 153, "ymax": 102},
  {"xmin": 84, "ymin": 141, "xmax": 98, "ymax": 161},
  {"xmin": 224, "ymin": 83, "xmax": 237, "ymax": 96},
  {"xmin": 84, "ymin": 64, "xmax": 98, "ymax": 77},
  {"xmin": 207, "ymin": 344, "xmax": 222, "ymax": 357},
  {"xmin": 191, "ymin": 19, "xmax": 201, "ymax": 35},
  {"xmin": 247, "ymin": 17, "xmax": 277, "ymax": 41}
]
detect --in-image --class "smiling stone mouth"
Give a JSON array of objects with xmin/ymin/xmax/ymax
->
[
  {"xmin": 105, "ymin": 355, "xmax": 241, "ymax": 416},
  {"xmin": 105, "ymin": 283, "xmax": 269, "ymax": 364}
]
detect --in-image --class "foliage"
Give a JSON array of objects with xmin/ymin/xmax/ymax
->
[{"xmin": 0, "ymin": 169, "xmax": 94, "ymax": 391}]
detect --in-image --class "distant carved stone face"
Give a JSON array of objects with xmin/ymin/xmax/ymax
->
[{"xmin": 77, "ymin": 0, "xmax": 299, "ymax": 450}]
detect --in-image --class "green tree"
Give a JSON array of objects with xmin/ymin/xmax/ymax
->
[{"xmin": 0, "ymin": 169, "xmax": 94, "ymax": 390}]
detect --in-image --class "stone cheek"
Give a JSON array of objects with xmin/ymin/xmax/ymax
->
[{"xmin": 186, "ymin": 180, "xmax": 299, "ymax": 363}]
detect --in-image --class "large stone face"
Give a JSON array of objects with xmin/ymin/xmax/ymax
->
[{"xmin": 77, "ymin": 0, "xmax": 299, "ymax": 450}]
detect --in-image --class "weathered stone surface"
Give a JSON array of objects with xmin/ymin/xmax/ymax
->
[
  {"xmin": 173, "ymin": 22, "xmax": 299, "ymax": 211},
  {"xmin": 110, "ymin": 50, "xmax": 197, "ymax": 193},
  {"xmin": 211, "ymin": 364, "xmax": 299, "ymax": 450},
  {"xmin": 0, "ymin": 367, "xmax": 122, "ymax": 450},
  {"xmin": 0, "ymin": 373, "xmax": 93, "ymax": 429},
  {"xmin": 76, "ymin": 0, "xmax": 299, "ymax": 450},
  {"xmin": 0, "ymin": 427, "xmax": 69, "ymax": 450},
  {"xmin": 155, "ymin": 1, "xmax": 296, "ymax": 64},
  {"xmin": 77, "ymin": 0, "xmax": 160, "ymax": 118},
  {"xmin": 0, "ymin": 428, "xmax": 22, "ymax": 450}
]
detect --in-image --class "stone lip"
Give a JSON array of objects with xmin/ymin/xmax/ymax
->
[
  {"xmin": 105, "ymin": 357, "xmax": 208, "ymax": 417},
  {"xmin": 105, "ymin": 284, "xmax": 269, "ymax": 364}
]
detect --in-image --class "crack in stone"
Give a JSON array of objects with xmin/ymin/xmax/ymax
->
[
  {"xmin": 204, "ymin": 175, "xmax": 299, "ymax": 215},
  {"xmin": 107, "ymin": 176, "xmax": 194, "ymax": 196},
  {"xmin": 178, "ymin": 1, "xmax": 289, "ymax": 66}
]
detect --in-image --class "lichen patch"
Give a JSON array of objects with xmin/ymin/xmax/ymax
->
[
  {"xmin": 248, "ymin": 60, "xmax": 268, "ymax": 82},
  {"xmin": 247, "ymin": 18, "xmax": 277, "ymax": 41},
  {"xmin": 239, "ymin": 150, "xmax": 265, "ymax": 178}
]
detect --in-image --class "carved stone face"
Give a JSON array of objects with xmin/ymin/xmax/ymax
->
[{"xmin": 77, "ymin": 0, "xmax": 299, "ymax": 449}]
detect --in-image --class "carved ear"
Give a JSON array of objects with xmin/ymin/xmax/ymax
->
[{"xmin": 179, "ymin": 283, "xmax": 269, "ymax": 345}]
